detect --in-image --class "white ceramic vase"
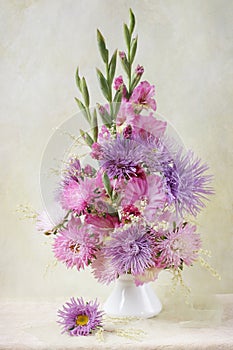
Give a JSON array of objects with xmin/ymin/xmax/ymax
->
[{"xmin": 103, "ymin": 274, "xmax": 162, "ymax": 318}]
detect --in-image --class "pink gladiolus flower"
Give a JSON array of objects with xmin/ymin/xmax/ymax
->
[
  {"xmin": 85, "ymin": 214, "xmax": 120, "ymax": 241},
  {"xmin": 130, "ymin": 81, "xmax": 157, "ymax": 112},
  {"xmin": 114, "ymin": 75, "xmax": 124, "ymax": 90},
  {"xmin": 130, "ymin": 113, "xmax": 167, "ymax": 140},
  {"xmin": 90, "ymin": 142, "xmax": 103, "ymax": 160},
  {"xmin": 135, "ymin": 64, "xmax": 144, "ymax": 76},
  {"xmin": 122, "ymin": 175, "xmax": 166, "ymax": 221}
]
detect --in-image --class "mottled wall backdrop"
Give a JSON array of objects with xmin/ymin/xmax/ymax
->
[{"xmin": 0, "ymin": 0, "xmax": 232, "ymax": 301}]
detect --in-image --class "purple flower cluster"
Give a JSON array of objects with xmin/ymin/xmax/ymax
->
[{"xmin": 37, "ymin": 51, "xmax": 213, "ymax": 289}]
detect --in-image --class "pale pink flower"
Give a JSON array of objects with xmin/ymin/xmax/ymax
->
[
  {"xmin": 36, "ymin": 211, "xmax": 62, "ymax": 234},
  {"xmin": 130, "ymin": 113, "xmax": 167, "ymax": 140},
  {"xmin": 155, "ymin": 224, "xmax": 201, "ymax": 269},
  {"xmin": 130, "ymin": 81, "xmax": 157, "ymax": 112},
  {"xmin": 98, "ymin": 125, "xmax": 111, "ymax": 143},
  {"xmin": 134, "ymin": 267, "xmax": 162, "ymax": 286},
  {"xmin": 91, "ymin": 250, "xmax": 118, "ymax": 284}
]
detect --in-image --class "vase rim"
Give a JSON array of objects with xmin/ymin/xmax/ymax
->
[{"xmin": 118, "ymin": 274, "xmax": 134, "ymax": 281}]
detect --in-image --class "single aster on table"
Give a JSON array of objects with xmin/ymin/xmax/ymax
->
[
  {"xmin": 163, "ymin": 148, "xmax": 214, "ymax": 216},
  {"xmin": 104, "ymin": 224, "xmax": 155, "ymax": 276},
  {"xmin": 58, "ymin": 297, "xmax": 104, "ymax": 336},
  {"xmin": 154, "ymin": 223, "xmax": 201, "ymax": 269},
  {"xmin": 53, "ymin": 217, "xmax": 97, "ymax": 270},
  {"xmin": 100, "ymin": 136, "xmax": 146, "ymax": 180}
]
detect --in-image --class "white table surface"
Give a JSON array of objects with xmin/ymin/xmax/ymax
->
[{"xmin": 0, "ymin": 294, "xmax": 232, "ymax": 349}]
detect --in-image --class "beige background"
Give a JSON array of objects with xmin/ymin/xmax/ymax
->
[{"xmin": 0, "ymin": 0, "xmax": 232, "ymax": 302}]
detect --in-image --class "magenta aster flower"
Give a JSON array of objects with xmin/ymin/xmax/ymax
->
[
  {"xmin": 100, "ymin": 137, "xmax": 146, "ymax": 180},
  {"xmin": 53, "ymin": 217, "xmax": 97, "ymax": 270},
  {"xmin": 163, "ymin": 149, "xmax": 214, "ymax": 216},
  {"xmin": 130, "ymin": 81, "xmax": 157, "ymax": 112},
  {"xmin": 155, "ymin": 223, "xmax": 201, "ymax": 269},
  {"xmin": 58, "ymin": 297, "xmax": 104, "ymax": 336},
  {"xmin": 105, "ymin": 224, "xmax": 154, "ymax": 275}
]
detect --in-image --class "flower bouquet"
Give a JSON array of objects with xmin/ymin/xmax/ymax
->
[{"xmin": 37, "ymin": 9, "xmax": 213, "ymax": 318}]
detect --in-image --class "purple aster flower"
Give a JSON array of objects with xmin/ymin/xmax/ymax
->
[
  {"xmin": 163, "ymin": 148, "xmax": 214, "ymax": 216},
  {"xmin": 53, "ymin": 217, "xmax": 97, "ymax": 270},
  {"xmin": 58, "ymin": 297, "xmax": 104, "ymax": 336},
  {"xmin": 155, "ymin": 223, "xmax": 201, "ymax": 269},
  {"xmin": 105, "ymin": 224, "xmax": 154, "ymax": 275},
  {"xmin": 100, "ymin": 137, "xmax": 146, "ymax": 180}
]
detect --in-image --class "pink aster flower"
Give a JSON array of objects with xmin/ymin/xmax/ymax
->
[
  {"xmin": 130, "ymin": 81, "xmax": 157, "ymax": 112},
  {"xmin": 58, "ymin": 297, "xmax": 104, "ymax": 336},
  {"xmin": 122, "ymin": 175, "xmax": 166, "ymax": 221},
  {"xmin": 53, "ymin": 217, "xmax": 97, "ymax": 270},
  {"xmin": 60, "ymin": 176, "xmax": 104, "ymax": 214},
  {"xmin": 155, "ymin": 223, "xmax": 201, "ymax": 269}
]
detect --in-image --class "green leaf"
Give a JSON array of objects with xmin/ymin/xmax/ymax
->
[
  {"xmin": 129, "ymin": 8, "xmax": 136, "ymax": 35},
  {"xmin": 80, "ymin": 129, "xmax": 94, "ymax": 147},
  {"xmin": 97, "ymin": 29, "xmax": 109, "ymax": 64},
  {"xmin": 108, "ymin": 50, "xmax": 117, "ymax": 84},
  {"xmin": 119, "ymin": 55, "xmax": 130, "ymax": 76},
  {"xmin": 75, "ymin": 67, "xmax": 81, "ymax": 91},
  {"xmin": 92, "ymin": 108, "xmax": 98, "ymax": 142},
  {"xmin": 130, "ymin": 36, "xmax": 137, "ymax": 64},
  {"xmin": 102, "ymin": 172, "xmax": 112, "ymax": 198},
  {"xmin": 124, "ymin": 23, "xmax": 131, "ymax": 49},
  {"xmin": 96, "ymin": 68, "xmax": 110, "ymax": 101},
  {"xmin": 81, "ymin": 77, "xmax": 90, "ymax": 107},
  {"xmin": 75, "ymin": 97, "xmax": 89, "ymax": 122}
]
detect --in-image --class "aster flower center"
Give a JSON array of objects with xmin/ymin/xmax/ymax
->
[
  {"xmin": 76, "ymin": 314, "xmax": 89, "ymax": 326},
  {"xmin": 69, "ymin": 242, "xmax": 80, "ymax": 253}
]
